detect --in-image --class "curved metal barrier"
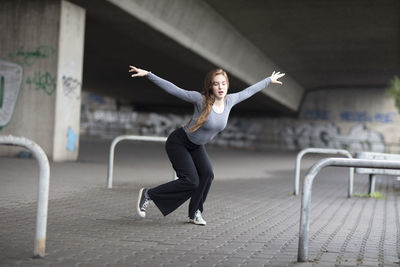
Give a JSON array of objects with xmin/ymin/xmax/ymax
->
[
  {"xmin": 355, "ymin": 151, "xmax": 400, "ymax": 194},
  {"xmin": 294, "ymin": 148, "xmax": 354, "ymax": 197},
  {"xmin": 0, "ymin": 135, "xmax": 50, "ymax": 258},
  {"xmin": 298, "ymin": 157, "xmax": 400, "ymax": 262},
  {"xmin": 107, "ymin": 135, "xmax": 177, "ymax": 189}
]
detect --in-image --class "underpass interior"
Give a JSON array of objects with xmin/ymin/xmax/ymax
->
[
  {"xmin": 1, "ymin": 1, "xmax": 400, "ymax": 265},
  {"xmin": 74, "ymin": 0, "xmax": 399, "ymax": 115}
]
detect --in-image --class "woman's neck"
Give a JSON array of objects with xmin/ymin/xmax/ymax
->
[
  {"xmin": 212, "ymin": 97, "xmax": 225, "ymax": 113},
  {"xmin": 213, "ymin": 98, "xmax": 225, "ymax": 107}
]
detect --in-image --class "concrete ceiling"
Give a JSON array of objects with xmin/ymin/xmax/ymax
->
[
  {"xmin": 71, "ymin": 0, "xmax": 400, "ymax": 116},
  {"xmin": 205, "ymin": 0, "xmax": 400, "ymax": 90}
]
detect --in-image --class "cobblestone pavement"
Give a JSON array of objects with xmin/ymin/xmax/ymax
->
[{"xmin": 1, "ymin": 142, "xmax": 400, "ymax": 266}]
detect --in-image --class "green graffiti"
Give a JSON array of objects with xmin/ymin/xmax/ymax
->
[
  {"xmin": 0, "ymin": 76, "xmax": 3, "ymax": 108},
  {"xmin": 8, "ymin": 45, "xmax": 56, "ymax": 66},
  {"xmin": 26, "ymin": 71, "xmax": 56, "ymax": 96}
]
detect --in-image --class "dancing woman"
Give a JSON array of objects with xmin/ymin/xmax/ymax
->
[{"xmin": 129, "ymin": 66, "xmax": 284, "ymax": 225}]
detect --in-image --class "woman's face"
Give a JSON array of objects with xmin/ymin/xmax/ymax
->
[{"xmin": 211, "ymin": 74, "xmax": 228, "ymax": 100}]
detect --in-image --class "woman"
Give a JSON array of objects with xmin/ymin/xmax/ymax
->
[{"xmin": 129, "ymin": 66, "xmax": 284, "ymax": 225}]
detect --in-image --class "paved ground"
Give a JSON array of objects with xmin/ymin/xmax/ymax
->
[{"xmin": 1, "ymin": 138, "xmax": 400, "ymax": 266}]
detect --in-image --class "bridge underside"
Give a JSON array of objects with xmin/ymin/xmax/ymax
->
[{"xmin": 72, "ymin": 0, "xmax": 399, "ymax": 116}]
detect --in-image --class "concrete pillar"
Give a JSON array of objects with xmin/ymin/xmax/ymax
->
[{"xmin": 0, "ymin": 0, "xmax": 85, "ymax": 161}]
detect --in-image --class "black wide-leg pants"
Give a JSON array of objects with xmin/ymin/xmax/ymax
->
[{"xmin": 147, "ymin": 128, "xmax": 214, "ymax": 219}]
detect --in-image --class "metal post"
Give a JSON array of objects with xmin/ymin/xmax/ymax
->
[
  {"xmin": 298, "ymin": 157, "xmax": 400, "ymax": 262},
  {"xmin": 0, "ymin": 135, "xmax": 50, "ymax": 258},
  {"xmin": 107, "ymin": 135, "xmax": 177, "ymax": 188},
  {"xmin": 368, "ymin": 174, "xmax": 376, "ymax": 194},
  {"xmin": 294, "ymin": 148, "xmax": 354, "ymax": 196}
]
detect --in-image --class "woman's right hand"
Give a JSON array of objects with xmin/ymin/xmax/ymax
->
[{"xmin": 129, "ymin": 66, "xmax": 149, "ymax": 77}]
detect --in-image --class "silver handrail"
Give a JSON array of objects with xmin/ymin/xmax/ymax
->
[
  {"xmin": 294, "ymin": 148, "xmax": 354, "ymax": 197},
  {"xmin": 298, "ymin": 157, "xmax": 400, "ymax": 262},
  {"xmin": 107, "ymin": 135, "xmax": 177, "ymax": 189},
  {"xmin": 0, "ymin": 135, "xmax": 50, "ymax": 258}
]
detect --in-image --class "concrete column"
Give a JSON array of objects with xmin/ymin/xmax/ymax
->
[
  {"xmin": 53, "ymin": 0, "xmax": 85, "ymax": 161},
  {"xmin": 0, "ymin": 0, "xmax": 85, "ymax": 161}
]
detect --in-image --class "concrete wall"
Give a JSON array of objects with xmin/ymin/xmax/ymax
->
[
  {"xmin": 81, "ymin": 88, "xmax": 400, "ymax": 153},
  {"xmin": 0, "ymin": 0, "xmax": 85, "ymax": 161},
  {"xmin": 0, "ymin": 0, "xmax": 60, "ymax": 156},
  {"xmin": 294, "ymin": 88, "xmax": 400, "ymax": 153}
]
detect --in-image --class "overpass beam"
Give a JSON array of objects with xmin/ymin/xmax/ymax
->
[{"xmin": 107, "ymin": 0, "xmax": 304, "ymax": 111}]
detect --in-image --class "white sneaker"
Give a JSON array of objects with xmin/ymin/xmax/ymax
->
[
  {"xmin": 137, "ymin": 188, "xmax": 150, "ymax": 218},
  {"xmin": 189, "ymin": 210, "xmax": 207, "ymax": 225}
]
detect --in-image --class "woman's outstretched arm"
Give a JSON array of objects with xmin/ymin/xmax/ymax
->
[
  {"xmin": 129, "ymin": 66, "xmax": 202, "ymax": 104},
  {"xmin": 229, "ymin": 71, "xmax": 285, "ymax": 106}
]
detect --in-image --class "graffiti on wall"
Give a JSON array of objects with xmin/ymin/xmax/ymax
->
[
  {"xmin": 8, "ymin": 45, "xmax": 57, "ymax": 97},
  {"xmin": 80, "ymin": 105, "xmax": 139, "ymax": 139},
  {"xmin": 139, "ymin": 114, "xmax": 261, "ymax": 148},
  {"xmin": 62, "ymin": 75, "xmax": 81, "ymax": 99},
  {"xmin": 8, "ymin": 46, "xmax": 55, "ymax": 66},
  {"xmin": 140, "ymin": 113, "xmax": 191, "ymax": 137},
  {"xmin": 80, "ymin": 91, "xmax": 394, "ymax": 151},
  {"xmin": 213, "ymin": 118, "xmax": 262, "ymax": 148},
  {"xmin": 81, "ymin": 105, "xmax": 389, "ymax": 152},
  {"xmin": 80, "ymin": 102, "xmax": 260, "ymax": 148},
  {"xmin": 340, "ymin": 111, "xmax": 395, "ymax": 123},
  {"xmin": 0, "ymin": 60, "xmax": 23, "ymax": 129},
  {"xmin": 66, "ymin": 127, "xmax": 78, "ymax": 152},
  {"xmin": 25, "ymin": 71, "xmax": 56, "ymax": 96},
  {"xmin": 302, "ymin": 109, "xmax": 331, "ymax": 121},
  {"xmin": 303, "ymin": 109, "xmax": 396, "ymax": 124},
  {"xmin": 283, "ymin": 122, "xmax": 385, "ymax": 152}
]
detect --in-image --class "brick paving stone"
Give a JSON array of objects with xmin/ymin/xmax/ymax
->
[{"xmin": 1, "ymin": 146, "xmax": 400, "ymax": 266}]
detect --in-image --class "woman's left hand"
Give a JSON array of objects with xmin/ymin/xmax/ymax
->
[{"xmin": 269, "ymin": 71, "xmax": 285, "ymax": 85}]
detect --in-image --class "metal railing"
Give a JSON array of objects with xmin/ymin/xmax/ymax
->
[
  {"xmin": 355, "ymin": 151, "xmax": 400, "ymax": 194},
  {"xmin": 107, "ymin": 135, "xmax": 177, "ymax": 189},
  {"xmin": 0, "ymin": 135, "xmax": 50, "ymax": 258},
  {"xmin": 294, "ymin": 148, "xmax": 354, "ymax": 197},
  {"xmin": 298, "ymin": 157, "xmax": 400, "ymax": 262}
]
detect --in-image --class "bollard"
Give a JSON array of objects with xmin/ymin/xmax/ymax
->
[
  {"xmin": 294, "ymin": 148, "xmax": 354, "ymax": 197},
  {"xmin": 298, "ymin": 157, "xmax": 400, "ymax": 262},
  {"xmin": 107, "ymin": 135, "xmax": 177, "ymax": 189},
  {"xmin": 0, "ymin": 135, "xmax": 50, "ymax": 258}
]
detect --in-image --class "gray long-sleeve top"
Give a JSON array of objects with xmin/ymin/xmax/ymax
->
[{"xmin": 147, "ymin": 72, "xmax": 271, "ymax": 145}]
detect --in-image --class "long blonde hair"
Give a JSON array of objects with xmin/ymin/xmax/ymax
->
[{"xmin": 186, "ymin": 69, "xmax": 229, "ymax": 133}]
